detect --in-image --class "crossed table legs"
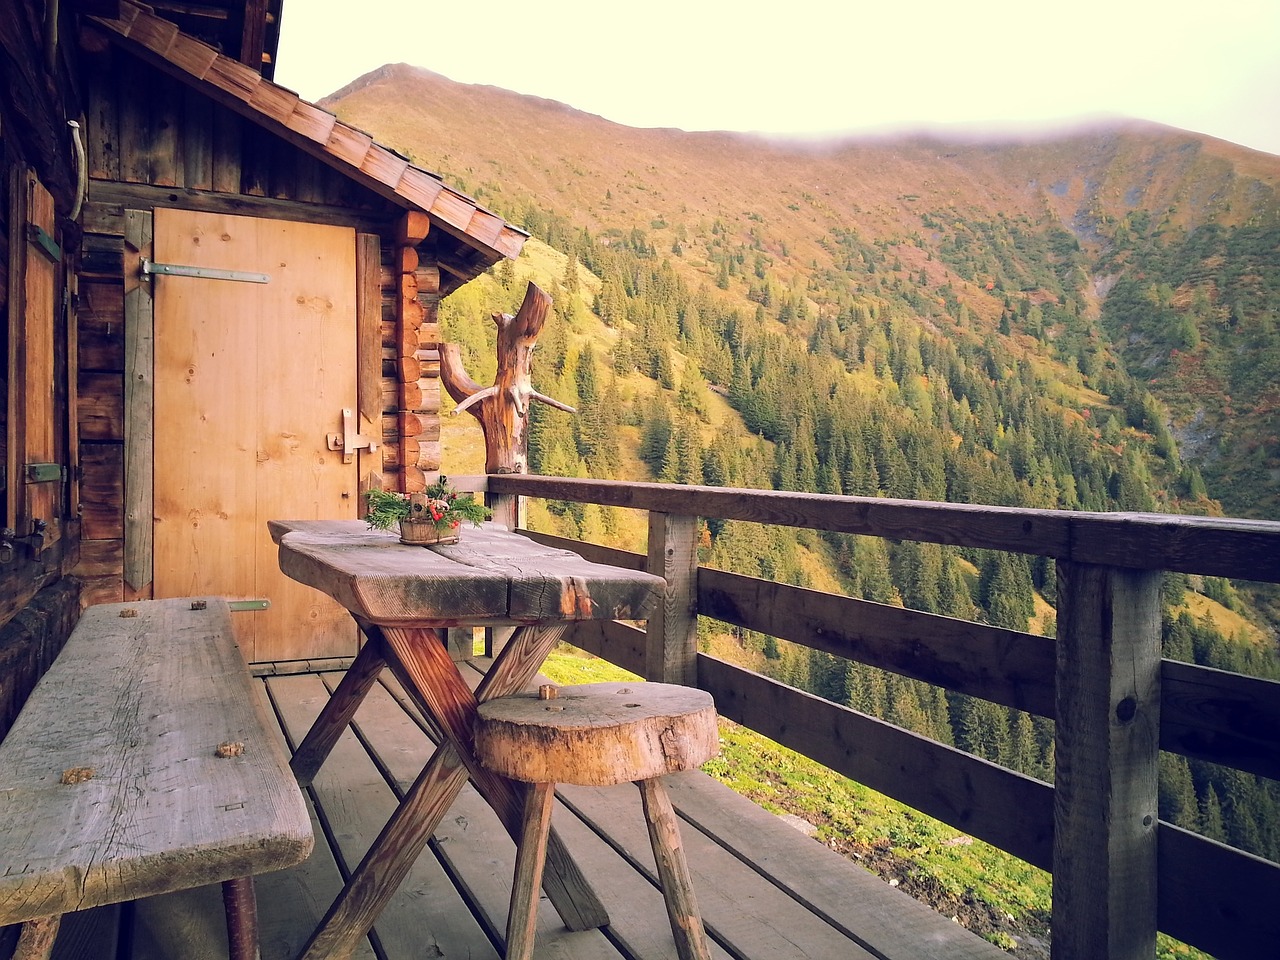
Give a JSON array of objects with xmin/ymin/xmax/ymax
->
[{"xmin": 291, "ymin": 620, "xmax": 609, "ymax": 960}]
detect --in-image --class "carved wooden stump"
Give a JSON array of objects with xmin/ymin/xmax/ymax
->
[
  {"xmin": 475, "ymin": 682, "xmax": 718, "ymax": 960},
  {"xmin": 439, "ymin": 281, "xmax": 575, "ymax": 475}
]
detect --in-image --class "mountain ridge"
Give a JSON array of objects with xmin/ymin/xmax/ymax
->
[
  {"xmin": 323, "ymin": 62, "xmax": 1279, "ymax": 235},
  {"xmin": 327, "ymin": 63, "xmax": 1280, "ymax": 524}
]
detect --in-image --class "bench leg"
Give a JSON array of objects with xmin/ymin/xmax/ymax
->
[
  {"xmin": 505, "ymin": 782, "xmax": 557, "ymax": 960},
  {"xmin": 223, "ymin": 876, "xmax": 260, "ymax": 960},
  {"xmin": 14, "ymin": 916, "xmax": 61, "ymax": 960},
  {"xmin": 638, "ymin": 777, "xmax": 713, "ymax": 960}
]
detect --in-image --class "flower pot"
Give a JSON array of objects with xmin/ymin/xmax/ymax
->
[{"xmin": 398, "ymin": 519, "xmax": 460, "ymax": 546}]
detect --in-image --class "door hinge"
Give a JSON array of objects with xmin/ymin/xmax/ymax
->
[
  {"xmin": 27, "ymin": 224, "xmax": 62, "ymax": 262},
  {"xmin": 140, "ymin": 258, "xmax": 270, "ymax": 284},
  {"xmin": 25, "ymin": 462, "xmax": 65, "ymax": 483}
]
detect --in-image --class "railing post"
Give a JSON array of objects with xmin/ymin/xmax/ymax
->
[
  {"xmin": 484, "ymin": 490, "xmax": 524, "ymax": 657},
  {"xmin": 645, "ymin": 512, "xmax": 699, "ymax": 685},
  {"xmin": 486, "ymin": 491, "xmax": 523, "ymax": 532},
  {"xmin": 1053, "ymin": 560, "xmax": 1162, "ymax": 960}
]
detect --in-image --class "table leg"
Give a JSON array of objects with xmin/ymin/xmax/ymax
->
[
  {"xmin": 379, "ymin": 623, "xmax": 610, "ymax": 931},
  {"xmin": 290, "ymin": 634, "xmax": 386, "ymax": 786},
  {"xmin": 297, "ymin": 738, "xmax": 471, "ymax": 960}
]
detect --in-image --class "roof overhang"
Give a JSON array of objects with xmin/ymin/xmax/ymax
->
[{"xmin": 85, "ymin": 0, "xmax": 528, "ymax": 292}]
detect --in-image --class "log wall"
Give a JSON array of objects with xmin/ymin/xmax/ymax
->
[
  {"xmin": 1, "ymin": 142, "xmax": 81, "ymax": 665},
  {"xmin": 82, "ymin": 43, "xmax": 387, "ymax": 211}
]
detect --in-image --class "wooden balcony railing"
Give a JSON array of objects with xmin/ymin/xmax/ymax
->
[{"xmin": 482, "ymin": 474, "xmax": 1280, "ymax": 960}]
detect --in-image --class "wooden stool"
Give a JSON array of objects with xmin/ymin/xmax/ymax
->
[{"xmin": 474, "ymin": 681, "xmax": 719, "ymax": 960}]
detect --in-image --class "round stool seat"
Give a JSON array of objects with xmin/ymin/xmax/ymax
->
[{"xmin": 474, "ymin": 682, "xmax": 718, "ymax": 786}]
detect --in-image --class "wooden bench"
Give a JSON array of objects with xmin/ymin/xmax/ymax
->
[{"xmin": 0, "ymin": 598, "xmax": 314, "ymax": 960}]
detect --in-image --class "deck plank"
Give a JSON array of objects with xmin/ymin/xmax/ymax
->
[
  {"xmin": 453, "ymin": 670, "xmax": 870, "ymax": 960},
  {"xmin": 333, "ymin": 671, "xmax": 622, "ymax": 958},
  {"xmin": 556, "ymin": 781, "xmax": 871, "ymax": 960},
  {"xmin": 373, "ymin": 671, "xmax": 735, "ymax": 960},
  {"xmin": 663, "ymin": 772, "xmax": 1010, "ymax": 960},
  {"xmin": 126, "ymin": 662, "xmax": 1021, "ymax": 960},
  {"xmin": 268, "ymin": 672, "xmax": 496, "ymax": 959},
  {"xmin": 254, "ymin": 679, "xmax": 379, "ymax": 960},
  {"xmin": 451, "ymin": 663, "xmax": 868, "ymax": 958}
]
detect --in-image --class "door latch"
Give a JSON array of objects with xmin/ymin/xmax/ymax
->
[{"xmin": 326, "ymin": 408, "xmax": 378, "ymax": 464}]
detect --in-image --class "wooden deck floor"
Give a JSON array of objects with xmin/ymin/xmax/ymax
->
[{"xmin": 120, "ymin": 661, "xmax": 1008, "ymax": 960}]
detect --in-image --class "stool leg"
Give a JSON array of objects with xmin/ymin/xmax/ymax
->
[
  {"xmin": 506, "ymin": 782, "xmax": 556, "ymax": 960},
  {"xmin": 638, "ymin": 777, "xmax": 712, "ymax": 960}
]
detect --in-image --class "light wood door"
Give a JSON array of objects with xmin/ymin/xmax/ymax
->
[{"xmin": 153, "ymin": 209, "xmax": 360, "ymax": 661}]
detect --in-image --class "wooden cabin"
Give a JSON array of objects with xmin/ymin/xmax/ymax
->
[
  {"xmin": 2, "ymin": 4, "xmax": 1279, "ymax": 960},
  {"xmin": 2, "ymin": 0, "xmax": 530, "ymax": 678}
]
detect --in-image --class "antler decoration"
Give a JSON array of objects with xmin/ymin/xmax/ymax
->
[{"xmin": 439, "ymin": 281, "xmax": 576, "ymax": 474}]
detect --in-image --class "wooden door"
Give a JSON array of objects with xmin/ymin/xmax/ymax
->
[{"xmin": 152, "ymin": 209, "xmax": 360, "ymax": 662}]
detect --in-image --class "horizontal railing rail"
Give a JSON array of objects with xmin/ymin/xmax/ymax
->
[
  {"xmin": 489, "ymin": 474, "xmax": 1280, "ymax": 581},
  {"xmin": 496, "ymin": 475, "xmax": 1280, "ymax": 960},
  {"xmin": 520, "ymin": 530, "xmax": 1280, "ymax": 782}
]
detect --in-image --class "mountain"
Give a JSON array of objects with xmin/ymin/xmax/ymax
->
[
  {"xmin": 328, "ymin": 64, "xmax": 1280, "ymax": 520},
  {"xmin": 327, "ymin": 65, "xmax": 1278, "ymax": 245},
  {"xmin": 325, "ymin": 66, "xmax": 1280, "ymax": 934}
]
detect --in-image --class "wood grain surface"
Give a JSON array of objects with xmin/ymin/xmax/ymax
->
[
  {"xmin": 0, "ymin": 599, "xmax": 313, "ymax": 926},
  {"xmin": 475, "ymin": 682, "xmax": 718, "ymax": 786},
  {"xmin": 271, "ymin": 520, "xmax": 662, "ymax": 627}
]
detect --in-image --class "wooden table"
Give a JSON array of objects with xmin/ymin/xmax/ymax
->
[{"xmin": 268, "ymin": 520, "xmax": 665, "ymax": 960}]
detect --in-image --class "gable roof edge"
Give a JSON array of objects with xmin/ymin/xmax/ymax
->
[{"xmin": 87, "ymin": 1, "xmax": 529, "ymax": 283}]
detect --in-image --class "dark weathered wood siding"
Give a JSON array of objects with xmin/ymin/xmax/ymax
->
[{"xmin": 82, "ymin": 43, "xmax": 386, "ymax": 209}]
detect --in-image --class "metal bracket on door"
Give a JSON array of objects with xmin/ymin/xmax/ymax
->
[
  {"xmin": 326, "ymin": 408, "xmax": 378, "ymax": 464},
  {"xmin": 228, "ymin": 600, "xmax": 271, "ymax": 613},
  {"xmin": 139, "ymin": 258, "xmax": 270, "ymax": 284}
]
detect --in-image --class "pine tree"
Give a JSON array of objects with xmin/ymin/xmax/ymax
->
[
  {"xmin": 572, "ymin": 343, "xmax": 603, "ymax": 463},
  {"xmin": 1201, "ymin": 785, "xmax": 1227, "ymax": 841},
  {"xmin": 950, "ymin": 694, "xmax": 1010, "ymax": 763},
  {"xmin": 638, "ymin": 393, "xmax": 674, "ymax": 475},
  {"xmin": 561, "ymin": 253, "xmax": 580, "ymax": 296}
]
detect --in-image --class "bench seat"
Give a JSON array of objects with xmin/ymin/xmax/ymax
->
[{"xmin": 0, "ymin": 598, "xmax": 313, "ymax": 957}]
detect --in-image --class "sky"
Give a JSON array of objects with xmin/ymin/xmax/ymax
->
[{"xmin": 275, "ymin": 0, "xmax": 1280, "ymax": 157}]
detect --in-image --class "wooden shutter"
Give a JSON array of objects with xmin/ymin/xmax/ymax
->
[{"xmin": 4, "ymin": 168, "xmax": 63, "ymax": 545}]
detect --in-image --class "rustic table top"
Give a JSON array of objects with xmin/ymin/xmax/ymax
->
[{"xmin": 269, "ymin": 520, "xmax": 664, "ymax": 628}]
